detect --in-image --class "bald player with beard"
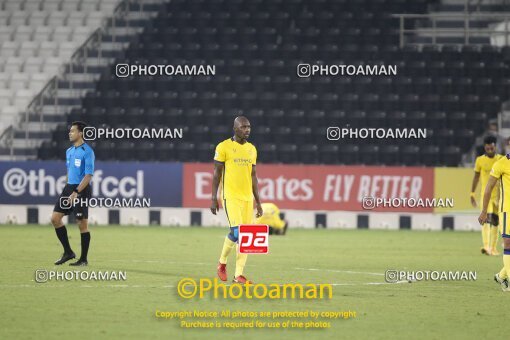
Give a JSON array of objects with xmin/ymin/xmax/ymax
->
[{"xmin": 210, "ymin": 116, "xmax": 263, "ymax": 284}]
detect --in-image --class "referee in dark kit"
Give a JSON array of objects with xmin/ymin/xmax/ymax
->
[{"xmin": 51, "ymin": 121, "xmax": 95, "ymax": 266}]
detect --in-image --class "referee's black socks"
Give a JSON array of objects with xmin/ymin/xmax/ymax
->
[
  {"xmin": 80, "ymin": 232, "xmax": 91, "ymax": 261},
  {"xmin": 55, "ymin": 226, "xmax": 73, "ymax": 254}
]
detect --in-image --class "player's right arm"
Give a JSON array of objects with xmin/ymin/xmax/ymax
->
[
  {"xmin": 470, "ymin": 171, "xmax": 480, "ymax": 207},
  {"xmin": 211, "ymin": 142, "xmax": 226, "ymax": 215},
  {"xmin": 471, "ymin": 157, "xmax": 481, "ymax": 207},
  {"xmin": 210, "ymin": 161, "xmax": 224, "ymax": 215}
]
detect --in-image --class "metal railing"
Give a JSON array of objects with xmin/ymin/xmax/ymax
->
[
  {"xmin": 467, "ymin": 0, "xmax": 510, "ymax": 13},
  {"xmin": 24, "ymin": 75, "xmax": 59, "ymax": 140},
  {"xmin": 0, "ymin": 126, "xmax": 14, "ymax": 158},
  {"xmin": 0, "ymin": 0, "xmax": 153, "ymax": 157},
  {"xmin": 393, "ymin": 12, "xmax": 510, "ymax": 48}
]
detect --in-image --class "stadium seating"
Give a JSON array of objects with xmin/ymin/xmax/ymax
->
[
  {"xmin": 413, "ymin": 0, "xmax": 510, "ymax": 45},
  {"xmin": 36, "ymin": 0, "xmax": 510, "ymax": 166},
  {"xmin": 0, "ymin": 0, "xmax": 121, "ymax": 132}
]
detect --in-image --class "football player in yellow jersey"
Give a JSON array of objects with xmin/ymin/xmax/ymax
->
[
  {"xmin": 479, "ymin": 152, "xmax": 510, "ymax": 291},
  {"xmin": 210, "ymin": 116, "xmax": 263, "ymax": 284},
  {"xmin": 255, "ymin": 202, "xmax": 288, "ymax": 235},
  {"xmin": 471, "ymin": 136, "xmax": 503, "ymax": 255}
]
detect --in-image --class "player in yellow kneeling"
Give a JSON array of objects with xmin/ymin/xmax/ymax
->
[{"xmin": 255, "ymin": 202, "xmax": 288, "ymax": 235}]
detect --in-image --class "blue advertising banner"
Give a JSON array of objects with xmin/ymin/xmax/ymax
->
[{"xmin": 0, "ymin": 161, "xmax": 183, "ymax": 206}]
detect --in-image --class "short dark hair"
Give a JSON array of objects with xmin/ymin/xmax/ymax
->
[
  {"xmin": 484, "ymin": 135, "xmax": 497, "ymax": 145},
  {"xmin": 71, "ymin": 121, "xmax": 87, "ymax": 132}
]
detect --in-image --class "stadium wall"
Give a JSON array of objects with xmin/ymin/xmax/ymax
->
[
  {"xmin": 0, "ymin": 161, "xmax": 481, "ymax": 230},
  {"xmin": 0, "ymin": 204, "xmax": 480, "ymax": 231}
]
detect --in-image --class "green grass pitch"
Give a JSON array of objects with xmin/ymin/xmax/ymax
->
[{"xmin": 0, "ymin": 224, "xmax": 506, "ymax": 340}]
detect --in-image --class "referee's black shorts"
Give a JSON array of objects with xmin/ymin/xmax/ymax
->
[{"xmin": 53, "ymin": 184, "xmax": 92, "ymax": 220}]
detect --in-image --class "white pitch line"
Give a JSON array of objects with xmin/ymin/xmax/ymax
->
[
  {"xmin": 328, "ymin": 282, "xmax": 409, "ymax": 286},
  {"xmin": 0, "ymin": 281, "xmax": 411, "ymax": 288},
  {"xmin": 365, "ymin": 280, "xmax": 410, "ymax": 285},
  {"xmin": 3, "ymin": 261, "xmax": 402, "ymax": 288},
  {"xmin": 0, "ymin": 284, "xmax": 176, "ymax": 288},
  {"xmin": 109, "ymin": 260, "xmax": 386, "ymax": 278},
  {"xmin": 294, "ymin": 267, "xmax": 384, "ymax": 276},
  {"xmin": 109, "ymin": 259, "xmax": 211, "ymax": 266}
]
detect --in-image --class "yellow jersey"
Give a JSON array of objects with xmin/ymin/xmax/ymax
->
[
  {"xmin": 214, "ymin": 137, "xmax": 257, "ymax": 201},
  {"xmin": 255, "ymin": 202, "xmax": 286, "ymax": 229},
  {"xmin": 259, "ymin": 203, "xmax": 280, "ymax": 217},
  {"xmin": 475, "ymin": 154, "xmax": 502, "ymax": 202},
  {"xmin": 490, "ymin": 155, "xmax": 510, "ymax": 212}
]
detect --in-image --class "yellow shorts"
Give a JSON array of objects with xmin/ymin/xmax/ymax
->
[
  {"xmin": 487, "ymin": 199, "xmax": 498, "ymax": 214},
  {"xmin": 223, "ymin": 198, "xmax": 253, "ymax": 227},
  {"xmin": 255, "ymin": 216, "xmax": 286, "ymax": 229}
]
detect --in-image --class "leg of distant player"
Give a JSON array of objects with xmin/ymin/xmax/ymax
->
[
  {"xmin": 282, "ymin": 221, "xmax": 288, "ymax": 235},
  {"xmin": 258, "ymin": 215, "xmax": 286, "ymax": 235},
  {"xmin": 51, "ymin": 211, "xmax": 76, "ymax": 265},
  {"xmin": 272, "ymin": 226, "xmax": 281, "ymax": 235},
  {"xmin": 488, "ymin": 203, "xmax": 500, "ymax": 255},
  {"xmin": 482, "ymin": 222, "xmax": 490, "ymax": 254},
  {"xmin": 489, "ymin": 214, "xmax": 500, "ymax": 255},
  {"xmin": 273, "ymin": 218, "xmax": 287, "ymax": 236},
  {"xmin": 70, "ymin": 218, "xmax": 90, "ymax": 266},
  {"xmin": 490, "ymin": 226, "xmax": 500, "ymax": 255}
]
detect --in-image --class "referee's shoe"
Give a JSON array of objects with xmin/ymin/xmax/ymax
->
[
  {"xmin": 69, "ymin": 259, "xmax": 88, "ymax": 266},
  {"xmin": 54, "ymin": 252, "xmax": 76, "ymax": 265}
]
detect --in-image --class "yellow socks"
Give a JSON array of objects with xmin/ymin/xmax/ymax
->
[
  {"xmin": 219, "ymin": 237, "xmax": 249, "ymax": 278},
  {"xmin": 234, "ymin": 245, "xmax": 248, "ymax": 277},
  {"xmin": 499, "ymin": 266, "xmax": 507, "ymax": 280},
  {"xmin": 219, "ymin": 237, "xmax": 236, "ymax": 264}
]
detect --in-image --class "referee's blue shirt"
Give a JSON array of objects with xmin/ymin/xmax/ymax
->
[{"xmin": 66, "ymin": 143, "xmax": 95, "ymax": 184}]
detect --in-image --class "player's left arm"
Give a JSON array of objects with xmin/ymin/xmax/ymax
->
[
  {"xmin": 252, "ymin": 165, "xmax": 263, "ymax": 218},
  {"xmin": 75, "ymin": 175, "xmax": 93, "ymax": 194}
]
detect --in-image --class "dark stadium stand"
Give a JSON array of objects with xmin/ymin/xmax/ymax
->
[{"xmin": 38, "ymin": 0, "xmax": 510, "ymax": 166}]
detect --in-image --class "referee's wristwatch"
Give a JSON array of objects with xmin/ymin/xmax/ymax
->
[{"xmin": 73, "ymin": 188, "xmax": 81, "ymax": 196}]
